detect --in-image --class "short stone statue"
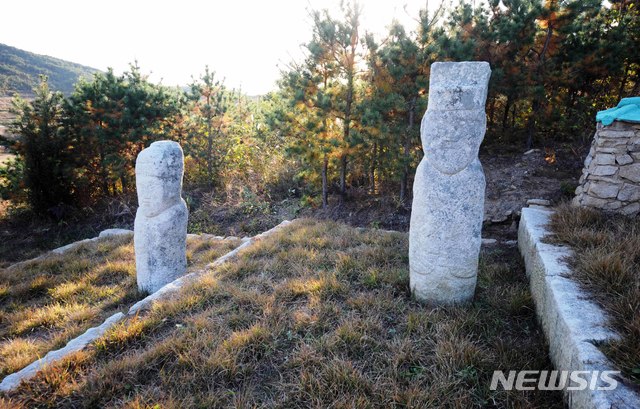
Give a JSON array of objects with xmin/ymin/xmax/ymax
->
[
  {"xmin": 134, "ymin": 141, "xmax": 188, "ymax": 294},
  {"xmin": 409, "ymin": 61, "xmax": 491, "ymax": 305}
]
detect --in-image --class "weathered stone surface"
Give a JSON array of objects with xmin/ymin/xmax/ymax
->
[
  {"xmin": 587, "ymin": 175, "xmax": 619, "ymax": 184},
  {"xmin": 587, "ymin": 181, "xmax": 620, "ymax": 199},
  {"xmin": 601, "ymin": 137, "xmax": 628, "ymax": 147},
  {"xmin": 591, "ymin": 165, "xmax": 618, "ymax": 176},
  {"xmin": 619, "ymin": 163, "xmax": 640, "ymax": 183},
  {"xmin": 526, "ymin": 198, "xmax": 551, "ymax": 206},
  {"xmin": 490, "ymin": 214, "xmax": 508, "ymax": 224},
  {"xmin": 51, "ymin": 238, "xmax": 98, "ymax": 255},
  {"xmin": 134, "ymin": 141, "xmax": 188, "ymax": 294},
  {"xmin": 578, "ymin": 173, "xmax": 587, "ymax": 184},
  {"xmin": 0, "ymin": 312, "xmax": 124, "ymax": 392},
  {"xmin": 594, "ymin": 153, "xmax": 615, "ymax": 165},
  {"xmin": 574, "ymin": 185, "xmax": 583, "ymax": 196},
  {"xmin": 618, "ymin": 184, "xmax": 640, "ymax": 202},
  {"xmin": 616, "ymin": 154, "xmax": 634, "ymax": 165},
  {"xmin": 599, "ymin": 129, "xmax": 636, "ymax": 138},
  {"xmin": 581, "ymin": 195, "xmax": 610, "ymax": 208},
  {"xmin": 99, "ymin": 228, "xmax": 133, "ymax": 238},
  {"xmin": 629, "ymin": 143, "xmax": 640, "ymax": 152},
  {"xmin": 604, "ymin": 201, "xmax": 623, "ymax": 210},
  {"xmin": 597, "ymin": 146, "xmax": 626, "ymax": 154},
  {"xmin": 620, "ymin": 202, "xmax": 640, "ymax": 216},
  {"xmin": 128, "ymin": 221, "xmax": 291, "ymax": 315},
  {"xmin": 409, "ymin": 61, "xmax": 490, "ymax": 305}
]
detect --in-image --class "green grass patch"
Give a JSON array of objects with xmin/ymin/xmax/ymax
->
[{"xmin": 2, "ymin": 219, "xmax": 560, "ymax": 407}]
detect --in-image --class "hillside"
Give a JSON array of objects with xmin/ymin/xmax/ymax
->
[{"xmin": 0, "ymin": 43, "xmax": 100, "ymax": 96}]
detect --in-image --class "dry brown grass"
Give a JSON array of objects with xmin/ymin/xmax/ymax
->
[
  {"xmin": 2, "ymin": 219, "xmax": 561, "ymax": 408},
  {"xmin": 0, "ymin": 234, "xmax": 240, "ymax": 379},
  {"xmin": 549, "ymin": 203, "xmax": 640, "ymax": 386}
]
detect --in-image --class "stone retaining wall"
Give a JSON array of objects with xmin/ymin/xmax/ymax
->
[{"xmin": 573, "ymin": 121, "xmax": 640, "ymax": 215}]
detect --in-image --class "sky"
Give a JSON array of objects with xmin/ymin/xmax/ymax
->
[{"xmin": 1, "ymin": 0, "xmax": 445, "ymax": 95}]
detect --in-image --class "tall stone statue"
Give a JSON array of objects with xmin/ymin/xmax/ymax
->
[
  {"xmin": 409, "ymin": 61, "xmax": 491, "ymax": 305},
  {"xmin": 134, "ymin": 141, "xmax": 188, "ymax": 294}
]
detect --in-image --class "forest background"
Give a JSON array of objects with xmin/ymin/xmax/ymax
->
[{"xmin": 0, "ymin": 0, "xmax": 638, "ymax": 237}]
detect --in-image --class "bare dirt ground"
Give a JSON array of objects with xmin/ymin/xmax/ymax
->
[
  {"xmin": 483, "ymin": 147, "xmax": 584, "ymax": 219},
  {"xmin": 307, "ymin": 145, "xmax": 586, "ymax": 241}
]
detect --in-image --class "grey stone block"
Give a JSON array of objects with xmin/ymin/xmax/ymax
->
[
  {"xmin": 619, "ymin": 163, "xmax": 640, "ymax": 183},
  {"xmin": 0, "ymin": 312, "xmax": 124, "ymax": 392},
  {"xmin": 99, "ymin": 229, "xmax": 133, "ymax": 238},
  {"xmin": 587, "ymin": 182, "xmax": 620, "ymax": 199}
]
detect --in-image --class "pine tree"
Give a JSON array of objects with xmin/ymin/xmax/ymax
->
[
  {"xmin": 10, "ymin": 77, "xmax": 72, "ymax": 214},
  {"xmin": 184, "ymin": 67, "xmax": 231, "ymax": 188},
  {"xmin": 310, "ymin": 1, "xmax": 363, "ymax": 199},
  {"xmin": 64, "ymin": 64, "xmax": 181, "ymax": 200}
]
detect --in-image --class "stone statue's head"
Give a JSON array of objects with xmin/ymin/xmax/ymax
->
[
  {"xmin": 421, "ymin": 61, "xmax": 491, "ymax": 174},
  {"xmin": 135, "ymin": 141, "xmax": 184, "ymax": 218}
]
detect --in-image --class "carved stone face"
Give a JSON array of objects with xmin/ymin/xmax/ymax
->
[
  {"xmin": 136, "ymin": 173, "xmax": 179, "ymax": 218},
  {"xmin": 421, "ymin": 109, "xmax": 486, "ymax": 175},
  {"xmin": 135, "ymin": 141, "xmax": 184, "ymax": 218}
]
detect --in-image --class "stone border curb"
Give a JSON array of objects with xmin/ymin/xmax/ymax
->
[
  {"xmin": 0, "ymin": 312, "xmax": 124, "ymax": 392},
  {"xmin": 128, "ymin": 220, "xmax": 291, "ymax": 315},
  {"xmin": 3, "ymin": 228, "xmax": 133, "ymax": 272},
  {"xmin": 518, "ymin": 207, "xmax": 640, "ymax": 409},
  {"xmin": 0, "ymin": 222, "xmax": 291, "ymax": 393}
]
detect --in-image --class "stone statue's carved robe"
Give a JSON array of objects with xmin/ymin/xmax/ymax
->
[
  {"xmin": 409, "ymin": 157, "xmax": 485, "ymax": 303},
  {"xmin": 134, "ymin": 200, "xmax": 187, "ymax": 294}
]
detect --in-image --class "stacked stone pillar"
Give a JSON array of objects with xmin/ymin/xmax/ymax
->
[{"xmin": 573, "ymin": 121, "xmax": 640, "ymax": 216}]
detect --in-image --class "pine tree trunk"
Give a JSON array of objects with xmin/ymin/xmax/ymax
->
[
  {"xmin": 400, "ymin": 96, "xmax": 417, "ymax": 204},
  {"xmin": 488, "ymin": 94, "xmax": 496, "ymax": 129},
  {"xmin": 206, "ymin": 93, "xmax": 215, "ymax": 187},
  {"xmin": 340, "ymin": 32, "xmax": 356, "ymax": 201},
  {"xmin": 502, "ymin": 94, "xmax": 512, "ymax": 130},
  {"xmin": 618, "ymin": 62, "xmax": 630, "ymax": 102},
  {"xmin": 120, "ymin": 175, "xmax": 128, "ymax": 195},
  {"xmin": 340, "ymin": 154, "xmax": 347, "ymax": 199},
  {"xmin": 98, "ymin": 148, "xmax": 110, "ymax": 196},
  {"xmin": 369, "ymin": 143, "xmax": 377, "ymax": 195},
  {"xmin": 526, "ymin": 98, "xmax": 540, "ymax": 150},
  {"xmin": 322, "ymin": 154, "xmax": 328, "ymax": 208},
  {"xmin": 527, "ymin": 24, "xmax": 553, "ymax": 150}
]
